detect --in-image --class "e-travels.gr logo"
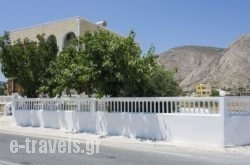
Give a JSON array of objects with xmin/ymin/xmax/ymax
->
[{"xmin": 10, "ymin": 137, "xmax": 100, "ymax": 155}]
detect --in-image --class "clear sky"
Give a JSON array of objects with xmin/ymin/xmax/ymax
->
[{"xmin": 1, "ymin": 0, "xmax": 250, "ymax": 80}]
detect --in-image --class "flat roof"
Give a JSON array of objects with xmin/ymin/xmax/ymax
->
[{"xmin": 10, "ymin": 16, "xmax": 94, "ymax": 33}]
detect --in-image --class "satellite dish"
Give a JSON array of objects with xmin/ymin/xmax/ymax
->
[{"xmin": 96, "ymin": 20, "xmax": 107, "ymax": 27}]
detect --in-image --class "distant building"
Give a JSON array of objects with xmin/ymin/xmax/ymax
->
[
  {"xmin": 9, "ymin": 16, "xmax": 110, "ymax": 51},
  {"xmin": 195, "ymin": 83, "xmax": 211, "ymax": 97},
  {"xmin": 218, "ymin": 89, "xmax": 230, "ymax": 96},
  {"xmin": 225, "ymin": 89, "xmax": 250, "ymax": 96}
]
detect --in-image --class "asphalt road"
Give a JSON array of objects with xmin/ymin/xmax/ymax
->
[{"xmin": 0, "ymin": 132, "xmax": 249, "ymax": 165}]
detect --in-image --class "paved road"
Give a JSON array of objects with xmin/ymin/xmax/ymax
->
[{"xmin": 0, "ymin": 132, "xmax": 250, "ymax": 165}]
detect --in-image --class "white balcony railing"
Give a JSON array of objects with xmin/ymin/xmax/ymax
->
[
  {"xmin": 226, "ymin": 96, "xmax": 250, "ymax": 116},
  {"xmin": 16, "ymin": 98, "xmax": 92, "ymax": 111},
  {"xmin": 95, "ymin": 97, "xmax": 220, "ymax": 114},
  {"xmin": 14, "ymin": 97, "xmax": 221, "ymax": 114},
  {"xmin": 0, "ymin": 96, "xmax": 12, "ymax": 104}
]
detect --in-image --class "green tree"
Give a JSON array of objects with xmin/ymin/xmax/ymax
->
[
  {"xmin": 41, "ymin": 37, "xmax": 94, "ymax": 97},
  {"xmin": 0, "ymin": 32, "xmax": 58, "ymax": 97},
  {"xmin": 144, "ymin": 65, "xmax": 182, "ymax": 96},
  {"xmin": 46, "ymin": 31, "xmax": 144, "ymax": 97},
  {"xmin": 0, "ymin": 85, "xmax": 6, "ymax": 95},
  {"xmin": 82, "ymin": 30, "xmax": 150, "ymax": 97},
  {"xmin": 43, "ymin": 30, "xmax": 181, "ymax": 97},
  {"xmin": 211, "ymin": 89, "xmax": 220, "ymax": 96}
]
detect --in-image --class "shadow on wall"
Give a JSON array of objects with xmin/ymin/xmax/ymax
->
[
  {"xmin": 96, "ymin": 113, "xmax": 171, "ymax": 140},
  {"xmin": 13, "ymin": 111, "xmax": 171, "ymax": 140}
]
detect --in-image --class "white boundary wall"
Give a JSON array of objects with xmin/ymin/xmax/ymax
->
[
  {"xmin": 223, "ymin": 97, "xmax": 250, "ymax": 146},
  {"xmin": 11, "ymin": 96, "xmax": 250, "ymax": 146}
]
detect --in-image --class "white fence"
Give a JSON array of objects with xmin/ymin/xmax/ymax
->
[
  {"xmin": 0, "ymin": 96, "xmax": 12, "ymax": 104},
  {"xmin": 16, "ymin": 98, "xmax": 92, "ymax": 111},
  {"xmin": 11, "ymin": 96, "xmax": 250, "ymax": 146},
  {"xmin": 14, "ymin": 97, "xmax": 220, "ymax": 114},
  {"xmin": 226, "ymin": 97, "xmax": 250, "ymax": 116}
]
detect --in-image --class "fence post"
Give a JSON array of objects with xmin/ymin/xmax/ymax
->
[
  {"xmin": 219, "ymin": 97, "xmax": 228, "ymax": 146},
  {"xmin": 90, "ymin": 98, "xmax": 97, "ymax": 112},
  {"xmin": 11, "ymin": 93, "xmax": 19, "ymax": 120},
  {"xmin": 77, "ymin": 99, "xmax": 80, "ymax": 111}
]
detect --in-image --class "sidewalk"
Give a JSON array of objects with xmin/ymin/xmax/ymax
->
[{"xmin": 0, "ymin": 115, "xmax": 250, "ymax": 155}]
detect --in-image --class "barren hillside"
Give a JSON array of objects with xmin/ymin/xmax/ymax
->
[
  {"xmin": 203, "ymin": 35, "xmax": 250, "ymax": 89},
  {"xmin": 158, "ymin": 46, "xmax": 224, "ymax": 91},
  {"xmin": 157, "ymin": 34, "xmax": 250, "ymax": 91}
]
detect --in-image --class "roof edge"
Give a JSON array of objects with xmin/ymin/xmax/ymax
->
[{"xmin": 10, "ymin": 16, "xmax": 83, "ymax": 33}]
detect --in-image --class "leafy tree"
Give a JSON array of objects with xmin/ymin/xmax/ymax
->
[
  {"xmin": 144, "ymin": 65, "xmax": 182, "ymax": 96},
  {"xmin": 0, "ymin": 84, "xmax": 6, "ymax": 95},
  {"xmin": 81, "ymin": 30, "xmax": 150, "ymax": 97},
  {"xmin": 0, "ymin": 32, "xmax": 58, "ymax": 97},
  {"xmin": 41, "ymin": 37, "xmax": 94, "ymax": 97},
  {"xmin": 211, "ymin": 89, "xmax": 220, "ymax": 96},
  {"xmin": 44, "ymin": 30, "xmax": 181, "ymax": 97}
]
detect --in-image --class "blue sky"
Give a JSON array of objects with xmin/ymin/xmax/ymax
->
[{"xmin": 1, "ymin": 0, "xmax": 250, "ymax": 80}]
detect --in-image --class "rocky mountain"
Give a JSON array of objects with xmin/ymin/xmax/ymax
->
[{"xmin": 158, "ymin": 35, "xmax": 250, "ymax": 91}]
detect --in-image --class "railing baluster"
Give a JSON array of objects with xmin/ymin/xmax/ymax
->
[{"xmin": 13, "ymin": 97, "xmax": 229, "ymax": 115}]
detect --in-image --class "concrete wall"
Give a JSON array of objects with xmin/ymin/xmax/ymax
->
[
  {"xmin": 223, "ymin": 97, "xmax": 250, "ymax": 146},
  {"xmin": 224, "ymin": 116, "xmax": 250, "ymax": 146},
  {"xmin": 12, "ymin": 96, "xmax": 250, "ymax": 146},
  {"xmin": 13, "ymin": 110, "xmax": 223, "ymax": 145}
]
